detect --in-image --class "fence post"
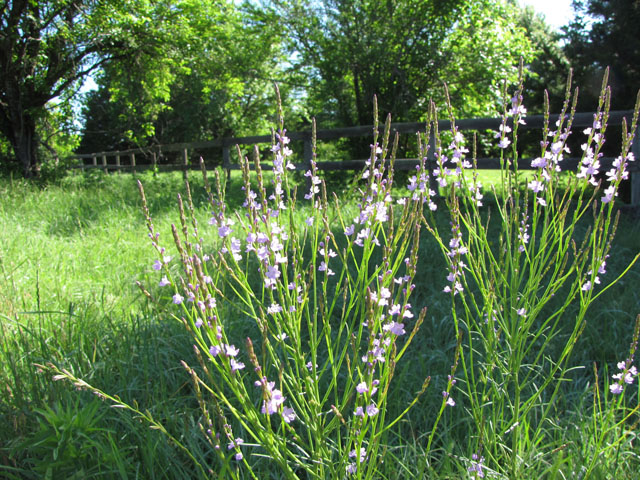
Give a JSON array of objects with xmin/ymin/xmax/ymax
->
[
  {"xmin": 102, "ymin": 154, "xmax": 107, "ymax": 172},
  {"xmin": 116, "ymin": 155, "xmax": 121, "ymax": 174},
  {"xmin": 131, "ymin": 153, "xmax": 136, "ymax": 175},
  {"xmin": 632, "ymin": 124, "xmax": 640, "ymax": 206},
  {"xmin": 92, "ymin": 155, "xmax": 97, "ymax": 168},
  {"xmin": 222, "ymin": 144, "xmax": 231, "ymax": 180},
  {"xmin": 183, "ymin": 148, "xmax": 189, "ymax": 180},
  {"xmin": 152, "ymin": 151, "xmax": 157, "ymax": 177}
]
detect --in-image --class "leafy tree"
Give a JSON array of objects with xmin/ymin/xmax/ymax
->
[
  {"xmin": 563, "ymin": 0, "xmax": 640, "ymax": 110},
  {"xmin": 265, "ymin": 0, "xmax": 535, "ymax": 127},
  {"xmin": 78, "ymin": 1, "xmax": 288, "ymax": 154},
  {"xmin": 0, "ymin": 0, "xmax": 231, "ymax": 176},
  {"xmin": 514, "ymin": 5, "xmax": 571, "ymax": 114}
]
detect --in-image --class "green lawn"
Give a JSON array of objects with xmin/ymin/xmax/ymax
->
[{"xmin": 1, "ymin": 170, "xmax": 639, "ymax": 478}]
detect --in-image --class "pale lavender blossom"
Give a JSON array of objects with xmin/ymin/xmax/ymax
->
[
  {"xmin": 468, "ymin": 453, "xmax": 485, "ymax": 478},
  {"xmin": 610, "ymin": 383, "xmax": 624, "ymax": 394},
  {"xmin": 282, "ymin": 406, "xmax": 296, "ymax": 423},
  {"xmin": 228, "ymin": 437, "xmax": 244, "ymax": 449},
  {"xmin": 610, "ymin": 360, "xmax": 638, "ymax": 394},
  {"xmin": 225, "ymin": 344, "xmax": 239, "ymax": 357},
  {"xmin": 218, "ymin": 223, "xmax": 232, "ymax": 238},
  {"xmin": 159, "ymin": 276, "xmax": 170, "ymax": 287},
  {"xmin": 356, "ymin": 382, "xmax": 368, "ymax": 394},
  {"xmin": 383, "ymin": 321, "xmax": 406, "ymax": 336},
  {"xmin": 528, "ymin": 179, "xmax": 544, "ymax": 194},
  {"xmin": 267, "ymin": 303, "xmax": 283, "ymax": 315},
  {"xmin": 366, "ymin": 404, "xmax": 379, "ymax": 416},
  {"xmin": 601, "ymin": 185, "xmax": 617, "ymax": 204},
  {"xmin": 264, "ymin": 264, "xmax": 281, "ymax": 288},
  {"xmin": 230, "ymin": 358, "xmax": 245, "ymax": 373},
  {"xmin": 172, "ymin": 293, "xmax": 184, "ymax": 304},
  {"xmin": 350, "ymin": 447, "xmax": 367, "ymax": 463},
  {"xmin": 442, "ymin": 391, "xmax": 455, "ymax": 406}
]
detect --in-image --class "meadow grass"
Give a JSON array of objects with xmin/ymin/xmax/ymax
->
[{"xmin": 1, "ymin": 156, "xmax": 639, "ymax": 478}]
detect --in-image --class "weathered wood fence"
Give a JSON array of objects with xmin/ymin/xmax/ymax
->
[{"xmin": 70, "ymin": 111, "xmax": 640, "ymax": 205}]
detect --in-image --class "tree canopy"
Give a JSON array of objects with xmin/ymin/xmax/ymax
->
[
  {"xmin": 1, "ymin": 0, "xmax": 170, "ymax": 175},
  {"xmin": 5, "ymin": 0, "xmax": 637, "ymax": 178},
  {"xmin": 563, "ymin": 0, "xmax": 640, "ymax": 110},
  {"xmin": 78, "ymin": 1, "xmax": 285, "ymax": 154}
]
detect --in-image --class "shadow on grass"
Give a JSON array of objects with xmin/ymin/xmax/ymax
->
[{"xmin": 0, "ymin": 303, "xmax": 213, "ymax": 479}]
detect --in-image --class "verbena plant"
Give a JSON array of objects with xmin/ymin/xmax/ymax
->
[
  {"xmin": 47, "ymin": 74, "xmax": 640, "ymax": 478},
  {"xmin": 420, "ymin": 71, "xmax": 640, "ymax": 478}
]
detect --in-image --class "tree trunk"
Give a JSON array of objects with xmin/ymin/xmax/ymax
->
[{"xmin": 2, "ymin": 110, "xmax": 40, "ymax": 178}]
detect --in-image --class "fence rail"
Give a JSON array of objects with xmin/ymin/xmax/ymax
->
[{"xmin": 69, "ymin": 111, "xmax": 640, "ymax": 205}]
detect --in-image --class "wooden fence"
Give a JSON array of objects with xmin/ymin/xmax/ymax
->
[{"xmin": 70, "ymin": 111, "xmax": 640, "ymax": 205}]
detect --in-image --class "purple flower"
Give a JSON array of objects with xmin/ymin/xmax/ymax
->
[
  {"xmin": 159, "ymin": 276, "xmax": 170, "ymax": 287},
  {"xmin": 267, "ymin": 303, "xmax": 283, "ymax": 315},
  {"xmin": 610, "ymin": 360, "xmax": 638, "ymax": 394},
  {"xmin": 225, "ymin": 344, "xmax": 239, "ymax": 357},
  {"xmin": 366, "ymin": 404, "xmax": 379, "ymax": 416},
  {"xmin": 356, "ymin": 382, "xmax": 368, "ymax": 394},
  {"xmin": 610, "ymin": 383, "xmax": 624, "ymax": 395},
  {"xmin": 152, "ymin": 260, "xmax": 163, "ymax": 271},
  {"xmin": 602, "ymin": 185, "xmax": 617, "ymax": 204},
  {"xmin": 228, "ymin": 437, "xmax": 244, "ymax": 449},
  {"xmin": 349, "ymin": 447, "xmax": 367, "ymax": 463},
  {"xmin": 468, "ymin": 454, "xmax": 485, "ymax": 478},
  {"xmin": 282, "ymin": 406, "xmax": 296, "ymax": 423},
  {"xmin": 230, "ymin": 358, "xmax": 245, "ymax": 373},
  {"xmin": 218, "ymin": 224, "xmax": 232, "ymax": 238},
  {"xmin": 498, "ymin": 137, "xmax": 511, "ymax": 149},
  {"xmin": 264, "ymin": 264, "xmax": 280, "ymax": 288},
  {"xmin": 528, "ymin": 180, "xmax": 544, "ymax": 194},
  {"xmin": 172, "ymin": 293, "xmax": 184, "ymax": 304},
  {"xmin": 383, "ymin": 321, "xmax": 406, "ymax": 336}
]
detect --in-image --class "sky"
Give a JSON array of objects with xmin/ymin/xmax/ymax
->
[{"xmin": 519, "ymin": 0, "xmax": 576, "ymax": 31}]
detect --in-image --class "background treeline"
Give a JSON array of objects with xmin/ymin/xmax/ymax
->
[{"xmin": 1, "ymin": 0, "xmax": 638, "ymax": 178}]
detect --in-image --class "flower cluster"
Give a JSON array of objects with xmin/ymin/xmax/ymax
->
[
  {"xmin": 254, "ymin": 376, "xmax": 296, "ymax": 423},
  {"xmin": 468, "ymin": 453, "xmax": 485, "ymax": 478},
  {"xmin": 610, "ymin": 360, "xmax": 638, "ymax": 395},
  {"xmin": 443, "ymin": 223, "xmax": 467, "ymax": 295}
]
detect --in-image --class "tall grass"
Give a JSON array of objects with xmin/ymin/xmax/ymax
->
[{"xmin": 2, "ymin": 87, "xmax": 640, "ymax": 477}]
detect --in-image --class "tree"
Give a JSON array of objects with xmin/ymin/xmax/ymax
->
[
  {"xmin": 78, "ymin": 0, "xmax": 288, "ymax": 154},
  {"xmin": 0, "ymin": 0, "xmax": 222, "ymax": 176},
  {"xmin": 518, "ymin": 5, "xmax": 571, "ymax": 114},
  {"xmin": 563, "ymin": 0, "xmax": 640, "ymax": 111},
  {"xmin": 265, "ymin": 0, "xmax": 535, "ymax": 129}
]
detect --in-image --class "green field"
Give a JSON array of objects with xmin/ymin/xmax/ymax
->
[{"xmin": 1, "ymin": 170, "xmax": 639, "ymax": 478}]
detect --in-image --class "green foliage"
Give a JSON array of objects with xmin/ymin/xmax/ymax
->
[
  {"xmin": 1, "ymin": 163, "xmax": 639, "ymax": 477},
  {"xmin": 564, "ymin": 0, "xmax": 640, "ymax": 110},
  {"xmin": 78, "ymin": 0, "xmax": 287, "ymax": 152},
  {"xmin": 12, "ymin": 399, "xmax": 123, "ymax": 479},
  {"xmin": 268, "ymin": 0, "xmax": 536, "ymax": 124},
  {"xmin": 517, "ymin": 5, "xmax": 572, "ymax": 113}
]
